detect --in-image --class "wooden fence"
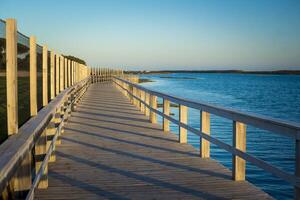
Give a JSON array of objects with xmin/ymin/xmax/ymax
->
[
  {"xmin": 113, "ymin": 76, "xmax": 300, "ymax": 199},
  {"xmin": 0, "ymin": 18, "xmax": 121, "ymax": 200}
]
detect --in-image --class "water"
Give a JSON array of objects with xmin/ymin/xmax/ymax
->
[{"xmin": 139, "ymin": 73, "xmax": 300, "ymax": 199}]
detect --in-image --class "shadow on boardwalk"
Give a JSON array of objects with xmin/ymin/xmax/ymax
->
[{"xmin": 35, "ymin": 83, "xmax": 271, "ymax": 200}]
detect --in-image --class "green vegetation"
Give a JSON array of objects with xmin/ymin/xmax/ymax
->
[
  {"xmin": 138, "ymin": 78, "xmax": 154, "ymax": 83},
  {"xmin": 63, "ymin": 55, "xmax": 86, "ymax": 65}
]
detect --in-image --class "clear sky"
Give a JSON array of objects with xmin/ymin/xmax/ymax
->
[{"xmin": 1, "ymin": 0, "xmax": 300, "ymax": 70}]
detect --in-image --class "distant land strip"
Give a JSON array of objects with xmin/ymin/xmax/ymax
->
[{"xmin": 126, "ymin": 70, "xmax": 300, "ymax": 75}]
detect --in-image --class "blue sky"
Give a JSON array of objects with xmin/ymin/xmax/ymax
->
[{"xmin": 1, "ymin": 0, "xmax": 300, "ymax": 70}]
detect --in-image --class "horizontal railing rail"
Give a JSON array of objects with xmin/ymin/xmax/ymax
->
[
  {"xmin": 0, "ymin": 77, "xmax": 91, "ymax": 199},
  {"xmin": 113, "ymin": 76, "xmax": 300, "ymax": 199}
]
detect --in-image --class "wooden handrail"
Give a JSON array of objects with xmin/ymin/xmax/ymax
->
[
  {"xmin": 113, "ymin": 77, "xmax": 300, "ymax": 138},
  {"xmin": 0, "ymin": 77, "xmax": 90, "ymax": 197},
  {"xmin": 113, "ymin": 76, "xmax": 300, "ymax": 199}
]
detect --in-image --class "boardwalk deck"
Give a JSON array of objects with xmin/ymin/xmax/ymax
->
[{"xmin": 35, "ymin": 83, "xmax": 272, "ymax": 200}]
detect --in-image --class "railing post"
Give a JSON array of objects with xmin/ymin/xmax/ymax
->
[
  {"xmin": 50, "ymin": 52, "xmax": 54, "ymax": 99},
  {"xmin": 68, "ymin": 59, "xmax": 71, "ymax": 87},
  {"xmin": 140, "ymin": 91, "xmax": 145, "ymax": 112},
  {"xmin": 55, "ymin": 107, "xmax": 62, "ymax": 145},
  {"xmin": 64, "ymin": 58, "xmax": 67, "ymax": 89},
  {"xmin": 30, "ymin": 36, "xmax": 37, "ymax": 116},
  {"xmin": 35, "ymin": 129, "xmax": 48, "ymax": 188},
  {"xmin": 60, "ymin": 55, "xmax": 64, "ymax": 91},
  {"xmin": 295, "ymin": 139, "xmax": 300, "ymax": 199},
  {"xmin": 6, "ymin": 18, "xmax": 18, "ymax": 136},
  {"xmin": 42, "ymin": 45, "xmax": 48, "ymax": 106},
  {"xmin": 163, "ymin": 99, "xmax": 170, "ymax": 132},
  {"xmin": 150, "ymin": 95, "xmax": 157, "ymax": 123},
  {"xmin": 179, "ymin": 105, "xmax": 188, "ymax": 143},
  {"xmin": 200, "ymin": 111, "xmax": 210, "ymax": 158},
  {"xmin": 55, "ymin": 54, "xmax": 60, "ymax": 96},
  {"xmin": 48, "ymin": 118, "xmax": 56, "ymax": 162},
  {"xmin": 13, "ymin": 151, "xmax": 32, "ymax": 198},
  {"xmin": 232, "ymin": 121, "xmax": 246, "ymax": 181},
  {"xmin": 132, "ymin": 87, "xmax": 137, "ymax": 106},
  {"xmin": 145, "ymin": 93, "xmax": 150, "ymax": 116}
]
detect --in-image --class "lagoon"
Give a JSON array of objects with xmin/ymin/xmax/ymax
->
[{"xmin": 140, "ymin": 73, "xmax": 300, "ymax": 199}]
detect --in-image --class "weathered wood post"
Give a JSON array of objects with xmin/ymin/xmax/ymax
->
[
  {"xmin": 163, "ymin": 99, "xmax": 170, "ymax": 132},
  {"xmin": 35, "ymin": 129, "xmax": 48, "ymax": 188},
  {"xmin": 50, "ymin": 51, "xmax": 55, "ymax": 100},
  {"xmin": 42, "ymin": 45, "xmax": 48, "ymax": 106},
  {"xmin": 150, "ymin": 95, "xmax": 157, "ymax": 123},
  {"xmin": 232, "ymin": 121, "xmax": 246, "ymax": 181},
  {"xmin": 140, "ymin": 91, "xmax": 145, "ymax": 112},
  {"xmin": 200, "ymin": 111, "xmax": 210, "ymax": 158},
  {"xmin": 6, "ymin": 18, "xmax": 18, "ymax": 136},
  {"xmin": 145, "ymin": 93, "xmax": 150, "ymax": 116},
  {"xmin": 60, "ymin": 55, "xmax": 64, "ymax": 91},
  {"xmin": 6, "ymin": 20, "xmax": 32, "ymax": 195},
  {"xmin": 64, "ymin": 58, "xmax": 67, "ymax": 88},
  {"xmin": 30, "ymin": 36, "xmax": 37, "ymax": 116},
  {"xmin": 179, "ymin": 105, "xmax": 188, "ymax": 143},
  {"xmin": 55, "ymin": 54, "xmax": 60, "ymax": 96},
  {"xmin": 68, "ymin": 59, "xmax": 71, "ymax": 87}
]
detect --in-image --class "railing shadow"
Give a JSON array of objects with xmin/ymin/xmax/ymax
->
[
  {"xmin": 49, "ymin": 171, "xmax": 130, "ymax": 200},
  {"xmin": 78, "ymin": 111, "xmax": 150, "ymax": 123},
  {"xmin": 72, "ymin": 115, "xmax": 163, "ymax": 132},
  {"xmin": 65, "ymin": 126, "xmax": 195, "ymax": 157},
  {"xmin": 67, "ymin": 119, "xmax": 174, "ymax": 142},
  {"xmin": 56, "ymin": 151, "xmax": 226, "ymax": 200},
  {"xmin": 61, "ymin": 135, "xmax": 231, "ymax": 180}
]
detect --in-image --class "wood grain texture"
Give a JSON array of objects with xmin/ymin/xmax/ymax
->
[
  {"xmin": 30, "ymin": 36, "xmax": 37, "ymax": 116},
  {"xmin": 35, "ymin": 83, "xmax": 271, "ymax": 200},
  {"xmin": 6, "ymin": 19, "xmax": 18, "ymax": 135},
  {"xmin": 179, "ymin": 105, "xmax": 187, "ymax": 144},
  {"xmin": 232, "ymin": 121, "xmax": 246, "ymax": 181},
  {"xmin": 42, "ymin": 45, "xmax": 48, "ymax": 106},
  {"xmin": 200, "ymin": 111, "xmax": 210, "ymax": 158}
]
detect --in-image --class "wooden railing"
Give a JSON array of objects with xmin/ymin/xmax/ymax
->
[
  {"xmin": 91, "ymin": 70, "xmax": 139, "ymax": 84},
  {"xmin": 113, "ymin": 77, "xmax": 300, "ymax": 199},
  {"xmin": 0, "ymin": 18, "xmax": 94, "ymax": 199}
]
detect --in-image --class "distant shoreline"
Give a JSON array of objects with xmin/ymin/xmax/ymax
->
[{"xmin": 126, "ymin": 70, "xmax": 300, "ymax": 75}]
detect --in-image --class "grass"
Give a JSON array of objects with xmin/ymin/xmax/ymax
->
[{"xmin": 0, "ymin": 76, "xmax": 44, "ymax": 144}]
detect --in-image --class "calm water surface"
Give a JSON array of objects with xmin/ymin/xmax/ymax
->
[{"xmin": 140, "ymin": 73, "xmax": 300, "ymax": 199}]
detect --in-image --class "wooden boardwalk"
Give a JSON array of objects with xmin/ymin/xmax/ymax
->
[{"xmin": 35, "ymin": 83, "xmax": 271, "ymax": 200}]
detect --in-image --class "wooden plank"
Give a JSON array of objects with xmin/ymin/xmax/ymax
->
[
  {"xmin": 150, "ymin": 95, "xmax": 157, "ymax": 123},
  {"xmin": 179, "ymin": 105, "xmax": 187, "ymax": 143},
  {"xmin": 64, "ymin": 58, "xmax": 67, "ymax": 89},
  {"xmin": 163, "ymin": 99, "xmax": 170, "ymax": 132},
  {"xmin": 60, "ymin": 56, "xmax": 64, "ymax": 92},
  {"xmin": 35, "ymin": 129, "xmax": 48, "ymax": 188},
  {"xmin": 30, "ymin": 36, "xmax": 37, "ymax": 116},
  {"xmin": 140, "ymin": 91, "xmax": 145, "ymax": 113},
  {"xmin": 42, "ymin": 45, "xmax": 48, "ymax": 106},
  {"xmin": 55, "ymin": 54, "xmax": 60, "ymax": 96},
  {"xmin": 35, "ymin": 84, "xmax": 271, "ymax": 200},
  {"xmin": 68, "ymin": 59, "xmax": 71, "ymax": 87},
  {"xmin": 50, "ymin": 51, "xmax": 55, "ymax": 99},
  {"xmin": 6, "ymin": 18, "xmax": 18, "ymax": 135},
  {"xmin": 232, "ymin": 121, "xmax": 246, "ymax": 181},
  {"xmin": 13, "ymin": 151, "xmax": 32, "ymax": 198},
  {"xmin": 145, "ymin": 92, "xmax": 150, "ymax": 117},
  {"xmin": 200, "ymin": 111, "xmax": 210, "ymax": 158}
]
